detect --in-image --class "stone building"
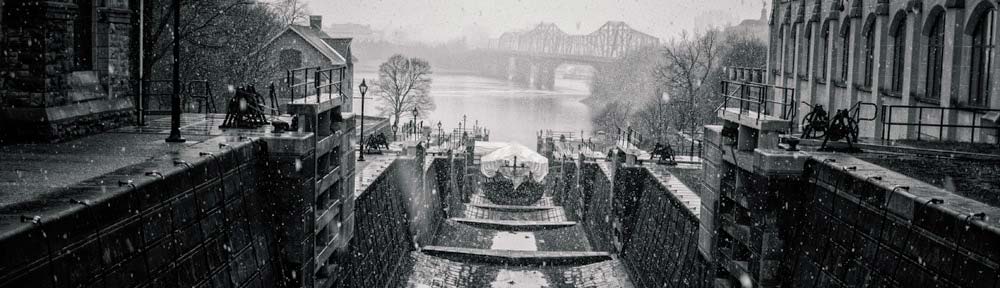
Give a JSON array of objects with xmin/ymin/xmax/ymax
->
[
  {"xmin": 0, "ymin": 0, "xmax": 136, "ymax": 143},
  {"xmin": 769, "ymin": 0, "xmax": 1000, "ymax": 143},
  {"xmin": 260, "ymin": 15, "xmax": 354, "ymax": 112}
]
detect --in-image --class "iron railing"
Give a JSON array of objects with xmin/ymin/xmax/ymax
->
[
  {"xmin": 881, "ymin": 105, "xmax": 1000, "ymax": 144},
  {"xmin": 725, "ymin": 66, "xmax": 767, "ymax": 84},
  {"xmin": 286, "ymin": 66, "xmax": 347, "ymax": 103},
  {"xmin": 134, "ymin": 79, "xmax": 213, "ymax": 125},
  {"xmin": 719, "ymin": 80, "xmax": 796, "ymax": 129}
]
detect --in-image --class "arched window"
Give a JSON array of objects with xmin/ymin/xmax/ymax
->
[
  {"xmin": 279, "ymin": 49, "xmax": 303, "ymax": 71},
  {"xmin": 819, "ymin": 24, "xmax": 830, "ymax": 80},
  {"xmin": 891, "ymin": 17, "xmax": 907, "ymax": 93},
  {"xmin": 801, "ymin": 24, "xmax": 812, "ymax": 75},
  {"xmin": 862, "ymin": 23, "xmax": 876, "ymax": 87},
  {"xmin": 786, "ymin": 26, "xmax": 797, "ymax": 73},
  {"xmin": 970, "ymin": 8, "xmax": 995, "ymax": 107},
  {"xmin": 841, "ymin": 22, "xmax": 852, "ymax": 82},
  {"xmin": 925, "ymin": 14, "xmax": 945, "ymax": 102}
]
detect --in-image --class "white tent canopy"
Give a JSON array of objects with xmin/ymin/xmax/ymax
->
[
  {"xmin": 480, "ymin": 143, "xmax": 548, "ymax": 188},
  {"xmin": 474, "ymin": 141, "xmax": 510, "ymax": 156}
]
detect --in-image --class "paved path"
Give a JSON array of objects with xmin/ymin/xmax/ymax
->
[{"xmin": 405, "ymin": 176, "xmax": 633, "ymax": 287}]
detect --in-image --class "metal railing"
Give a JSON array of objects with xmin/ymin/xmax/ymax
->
[
  {"xmin": 719, "ymin": 80, "xmax": 796, "ymax": 128},
  {"xmin": 725, "ymin": 66, "xmax": 767, "ymax": 84},
  {"xmin": 134, "ymin": 79, "xmax": 213, "ymax": 125},
  {"xmin": 315, "ymin": 67, "xmax": 346, "ymax": 103},
  {"xmin": 881, "ymin": 105, "xmax": 1000, "ymax": 144},
  {"xmin": 186, "ymin": 80, "xmax": 216, "ymax": 113}
]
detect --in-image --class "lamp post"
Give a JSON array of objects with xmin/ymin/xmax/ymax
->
[
  {"xmin": 437, "ymin": 121, "xmax": 442, "ymax": 145},
  {"xmin": 357, "ymin": 79, "xmax": 368, "ymax": 161},
  {"xmin": 391, "ymin": 125, "xmax": 398, "ymax": 141},
  {"xmin": 411, "ymin": 107, "xmax": 419, "ymax": 140},
  {"xmin": 165, "ymin": 0, "xmax": 185, "ymax": 143},
  {"xmin": 462, "ymin": 115, "xmax": 467, "ymax": 134}
]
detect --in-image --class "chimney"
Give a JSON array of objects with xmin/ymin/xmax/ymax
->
[{"xmin": 310, "ymin": 15, "xmax": 322, "ymax": 30}]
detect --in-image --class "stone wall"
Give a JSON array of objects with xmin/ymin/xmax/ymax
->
[
  {"xmin": 1, "ymin": 0, "xmax": 135, "ymax": 143},
  {"xmin": 0, "ymin": 137, "xmax": 275, "ymax": 287},
  {"xmin": 334, "ymin": 160, "xmax": 413, "ymax": 288},
  {"xmin": 786, "ymin": 155, "xmax": 1000, "ymax": 287},
  {"xmin": 616, "ymin": 166, "xmax": 713, "ymax": 288}
]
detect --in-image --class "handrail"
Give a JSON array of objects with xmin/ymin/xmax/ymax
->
[
  {"xmin": 719, "ymin": 79, "xmax": 795, "ymax": 130},
  {"xmin": 881, "ymin": 105, "xmax": 1000, "ymax": 144}
]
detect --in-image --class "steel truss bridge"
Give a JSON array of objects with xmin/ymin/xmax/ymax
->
[{"xmin": 477, "ymin": 21, "xmax": 660, "ymax": 89}]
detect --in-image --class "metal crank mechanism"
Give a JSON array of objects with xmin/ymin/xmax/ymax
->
[{"xmin": 800, "ymin": 102, "xmax": 829, "ymax": 139}]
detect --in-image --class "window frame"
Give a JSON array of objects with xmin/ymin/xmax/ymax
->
[
  {"xmin": 862, "ymin": 24, "xmax": 876, "ymax": 88},
  {"xmin": 890, "ymin": 18, "xmax": 907, "ymax": 94},
  {"xmin": 969, "ymin": 8, "xmax": 995, "ymax": 108},
  {"xmin": 840, "ymin": 22, "xmax": 852, "ymax": 83},
  {"xmin": 924, "ymin": 14, "xmax": 946, "ymax": 103}
]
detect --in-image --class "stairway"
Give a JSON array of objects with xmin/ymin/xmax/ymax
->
[{"xmin": 405, "ymin": 187, "xmax": 633, "ymax": 287}]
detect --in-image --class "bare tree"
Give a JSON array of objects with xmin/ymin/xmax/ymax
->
[
  {"xmin": 656, "ymin": 29, "xmax": 722, "ymax": 133},
  {"xmin": 373, "ymin": 54, "xmax": 435, "ymax": 129}
]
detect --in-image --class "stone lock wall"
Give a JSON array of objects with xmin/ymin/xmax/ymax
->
[
  {"xmin": 616, "ymin": 167, "xmax": 713, "ymax": 288},
  {"xmin": 335, "ymin": 159, "xmax": 413, "ymax": 288},
  {"xmin": 786, "ymin": 155, "xmax": 1000, "ymax": 288},
  {"xmin": 0, "ymin": 138, "xmax": 275, "ymax": 288}
]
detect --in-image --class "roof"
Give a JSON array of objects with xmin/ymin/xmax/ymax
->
[{"xmin": 266, "ymin": 25, "xmax": 347, "ymax": 65}]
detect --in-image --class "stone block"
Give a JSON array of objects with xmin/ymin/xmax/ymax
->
[
  {"xmin": 703, "ymin": 125, "xmax": 723, "ymax": 147},
  {"xmin": 175, "ymin": 221, "xmax": 205, "ymax": 256},
  {"xmin": 258, "ymin": 132, "xmax": 315, "ymax": 156},
  {"xmin": 99, "ymin": 218, "xmax": 142, "ymax": 267},
  {"xmin": 195, "ymin": 180, "xmax": 223, "ymax": 216},
  {"xmin": 145, "ymin": 237, "xmax": 176, "ymax": 273},
  {"xmin": 737, "ymin": 125, "xmax": 757, "ymax": 151},
  {"xmin": 171, "ymin": 192, "xmax": 198, "ymax": 229},
  {"xmin": 753, "ymin": 149, "xmax": 809, "ymax": 176},
  {"xmin": 200, "ymin": 208, "xmax": 225, "ymax": 238},
  {"xmin": 223, "ymin": 172, "xmax": 242, "ymax": 202},
  {"xmin": 52, "ymin": 236, "xmax": 103, "ymax": 286},
  {"xmin": 104, "ymin": 253, "xmax": 148, "ymax": 288},
  {"xmin": 0, "ymin": 221, "xmax": 48, "ymax": 277},
  {"xmin": 0, "ymin": 261, "xmax": 54, "ymax": 288},
  {"xmin": 230, "ymin": 248, "xmax": 257, "ymax": 286},
  {"xmin": 142, "ymin": 204, "xmax": 173, "ymax": 245},
  {"xmin": 702, "ymin": 160, "xmax": 723, "ymax": 193},
  {"xmin": 176, "ymin": 250, "xmax": 209, "ymax": 287}
]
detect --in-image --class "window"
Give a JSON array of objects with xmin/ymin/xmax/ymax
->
[
  {"xmin": 786, "ymin": 26, "xmax": 796, "ymax": 73},
  {"xmin": 841, "ymin": 22, "xmax": 852, "ymax": 82},
  {"xmin": 801, "ymin": 24, "xmax": 812, "ymax": 75},
  {"xmin": 75, "ymin": 0, "xmax": 95, "ymax": 70},
  {"xmin": 279, "ymin": 49, "xmax": 303, "ymax": 71},
  {"xmin": 970, "ymin": 9, "xmax": 995, "ymax": 107},
  {"xmin": 891, "ymin": 18, "xmax": 907, "ymax": 93},
  {"xmin": 819, "ymin": 25, "xmax": 829, "ymax": 80},
  {"xmin": 925, "ymin": 14, "xmax": 945, "ymax": 102},
  {"xmin": 862, "ymin": 24, "xmax": 876, "ymax": 88}
]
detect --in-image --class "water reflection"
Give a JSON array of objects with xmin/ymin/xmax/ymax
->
[{"xmin": 352, "ymin": 71, "xmax": 594, "ymax": 148}]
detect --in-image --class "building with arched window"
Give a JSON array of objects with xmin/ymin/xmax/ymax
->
[{"xmin": 768, "ymin": 0, "xmax": 1000, "ymax": 144}]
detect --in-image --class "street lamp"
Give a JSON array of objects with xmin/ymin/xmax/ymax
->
[
  {"xmin": 411, "ymin": 107, "xmax": 419, "ymax": 139},
  {"xmin": 437, "ymin": 121, "xmax": 442, "ymax": 145},
  {"xmin": 165, "ymin": 0, "xmax": 185, "ymax": 143},
  {"xmin": 391, "ymin": 125, "xmax": 398, "ymax": 140},
  {"xmin": 357, "ymin": 79, "xmax": 368, "ymax": 162}
]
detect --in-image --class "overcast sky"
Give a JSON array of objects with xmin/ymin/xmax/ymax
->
[{"xmin": 304, "ymin": 0, "xmax": 768, "ymax": 43}]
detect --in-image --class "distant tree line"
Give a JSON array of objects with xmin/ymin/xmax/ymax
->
[{"xmin": 589, "ymin": 29, "xmax": 767, "ymax": 151}]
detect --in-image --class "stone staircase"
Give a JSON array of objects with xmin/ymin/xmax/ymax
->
[{"xmin": 405, "ymin": 187, "xmax": 634, "ymax": 287}]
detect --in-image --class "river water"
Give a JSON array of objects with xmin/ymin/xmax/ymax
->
[{"xmin": 351, "ymin": 70, "xmax": 594, "ymax": 148}]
